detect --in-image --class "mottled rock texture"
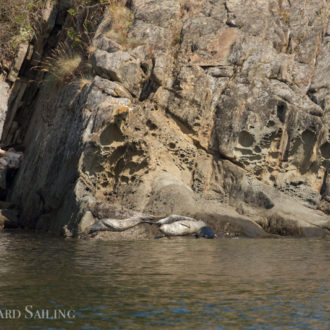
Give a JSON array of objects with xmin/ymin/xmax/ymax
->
[
  {"xmin": 0, "ymin": 81, "xmax": 9, "ymax": 138},
  {"xmin": 1, "ymin": 0, "xmax": 329, "ymax": 238}
]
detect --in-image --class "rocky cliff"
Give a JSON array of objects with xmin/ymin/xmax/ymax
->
[{"xmin": 0, "ymin": 0, "xmax": 329, "ymax": 238}]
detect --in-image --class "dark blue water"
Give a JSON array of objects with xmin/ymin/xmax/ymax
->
[{"xmin": 0, "ymin": 232, "xmax": 329, "ymax": 328}]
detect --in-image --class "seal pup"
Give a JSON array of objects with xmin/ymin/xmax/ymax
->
[
  {"xmin": 89, "ymin": 215, "xmax": 155, "ymax": 234},
  {"xmin": 156, "ymin": 215, "xmax": 207, "ymax": 237}
]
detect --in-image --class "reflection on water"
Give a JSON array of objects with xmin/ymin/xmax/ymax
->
[{"xmin": 0, "ymin": 232, "xmax": 329, "ymax": 328}]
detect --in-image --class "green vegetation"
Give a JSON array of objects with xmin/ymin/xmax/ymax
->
[
  {"xmin": 65, "ymin": 0, "xmax": 110, "ymax": 47},
  {"xmin": 172, "ymin": 34, "xmax": 181, "ymax": 47}
]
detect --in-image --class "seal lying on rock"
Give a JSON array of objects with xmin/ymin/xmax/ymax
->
[
  {"xmin": 89, "ymin": 215, "xmax": 155, "ymax": 233},
  {"xmin": 156, "ymin": 215, "xmax": 215, "ymax": 238},
  {"xmin": 156, "ymin": 214, "xmax": 196, "ymax": 225}
]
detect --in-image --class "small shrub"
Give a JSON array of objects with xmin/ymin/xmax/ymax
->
[
  {"xmin": 55, "ymin": 55, "xmax": 82, "ymax": 80},
  {"xmin": 277, "ymin": 0, "xmax": 290, "ymax": 25},
  {"xmin": 67, "ymin": 27, "xmax": 83, "ymax": 48},
  {"xmin": 39, "ymin": 43, "xmax": 83, "ymax": 84},
  {"xmin": 105, "ymin": 1, "xmax": 136, "ymax": 49},
  {"xmin": 172, "ymin": 34, "xmax": 181, "ymax": 47}
]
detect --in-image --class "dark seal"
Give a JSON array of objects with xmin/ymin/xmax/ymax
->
[{"xmin": 197, "ymin": 226, "xmax": 216, "ymax": 239}]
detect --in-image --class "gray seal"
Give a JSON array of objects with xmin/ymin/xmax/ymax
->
[{"xmin": 89, "ymin": 215, "xmax": 155, "ymax": 233}]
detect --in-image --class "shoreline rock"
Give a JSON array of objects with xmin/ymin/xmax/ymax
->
[{"xmin": 0, "ymin": 0, "xmax": 329, "ymax": 240}]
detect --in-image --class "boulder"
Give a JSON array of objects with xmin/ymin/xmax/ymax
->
[{"xmin": 91, "ymin": 50, "xmax": 145, "ymax": 97}]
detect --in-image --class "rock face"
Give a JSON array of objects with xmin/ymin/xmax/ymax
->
[
  {"xmin": 0, "ymin": 0, "xmax": 329, "ymax": 238},
  {"xmin": 0, "ymin": 81, "xmax": 9, "ymax": 138}
]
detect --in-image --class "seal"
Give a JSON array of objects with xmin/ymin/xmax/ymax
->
[
  {"xmin": 156, "ymin": 215, "xmax": 216, "ymax": 238},
  {"xmin": 196, "ymin": 226, "xmax": 216, "ymax": 239},
  {"xmin": 88, "ymin": 215, "xmax": 155, "ymax": 233},
  {"xmin": 159, "ymin": 219, "xmax": 207, "ymax": 236},
  {"xmin": 156, "ymin": 214, "xmax": 196, "ymax": 225},
  {"xmin": 157, "ymin": 215, "xmax": 207, "ymax": 237}
]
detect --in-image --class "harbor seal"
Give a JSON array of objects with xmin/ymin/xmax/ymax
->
[
  {"xmin": 88, "ymin": 215, "xmax": 155, "ymax": 233},
  {"xmin": 159, "ymin": 219, "xmax": 207, "ymax": 236},
  {"xmin": 197, "ymin": 226, "xmax": 216, "ymax": 239},
  {"xmin": 156, "ymin": 215, "xmax": 216, "ymax": 238},
  {"xmin": 156, "ymin": 215, "xmax": 196, "ymax": 225},
  {"xmin": 157, "ymin": 215, "xmax": 207, "ymax": 237}
]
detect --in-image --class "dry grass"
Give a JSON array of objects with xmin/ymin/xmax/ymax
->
[
  {"xmin": 54, "ymin": 55, "xmax": 82, "ymax": 80},
  {"xmin": 38, "ymin": 42, "xmax": 83, "ymax": 84},
  {"xmin": 104, "ymin": 0, "xmax": 138, "ymax": 49},
  {"xmin": 78, "ymin": 76, "xmax": 93, "ymax": 88},
  {"xmin": 0, "ymin": 0, "xmax": 42, "ymax": 70}
]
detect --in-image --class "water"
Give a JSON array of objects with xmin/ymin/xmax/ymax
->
[{"xmin": 0, "ymin": 232, "xmax": 329, "ymax": 329}]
